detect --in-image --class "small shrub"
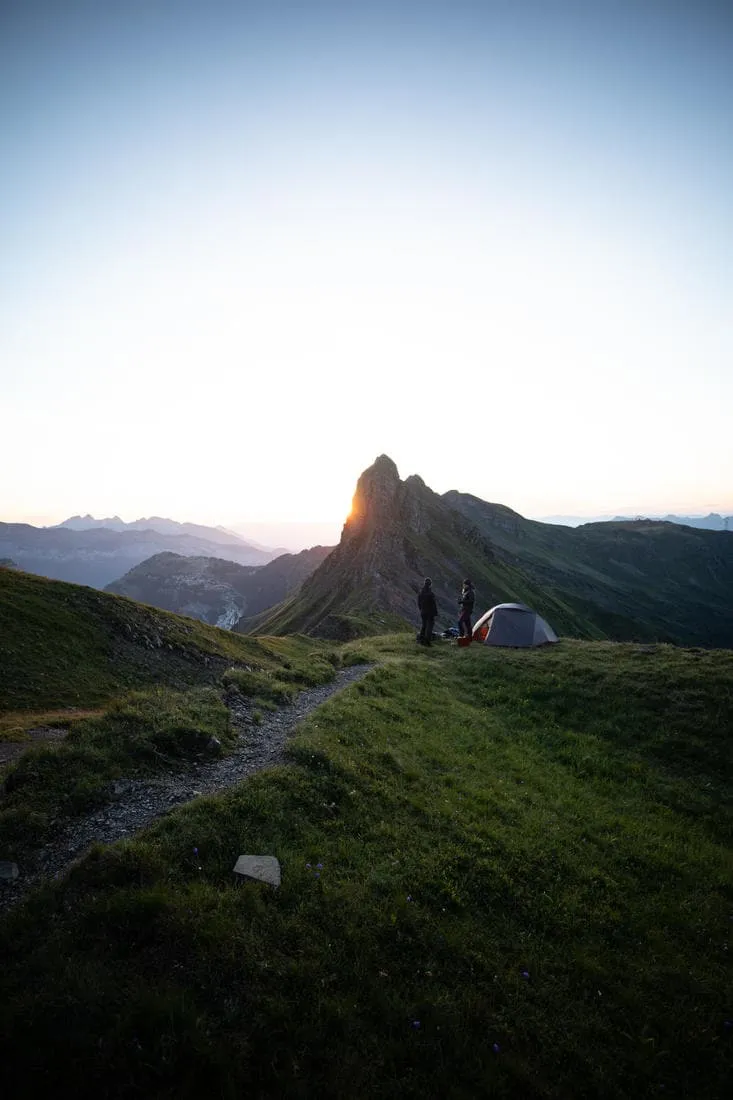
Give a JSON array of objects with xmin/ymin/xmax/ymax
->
[{"xmin": 341, "ymin": 648, "xmax": 370, "ymax": 667}]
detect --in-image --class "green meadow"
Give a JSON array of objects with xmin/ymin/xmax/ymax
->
[{"xmin": 1, "ymin": 636, "xmax": 731, "ymax": 1098}]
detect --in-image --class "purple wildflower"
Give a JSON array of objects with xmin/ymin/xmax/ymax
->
[
  {"xmin": 492, "ymin": 1042, "xmax": 500, "ymax": 1054},
  {"xmin": 305, "ymin": 863, "xmax": 311, "ymax": 870},
  {"xmin": 193, "ymin": 847, "xmax": 198, "ymax": 856},
  {"xmin": 412, "ymin": 1020, "xmax": 421, "ymax": 1029},
  {"xmin": 315, "ymin": 872, "xmax": 321, "ymax": 879},
  {"xmin": 521, "ymin": 970, "xmax": 530, "ymax": 979},
  {"xmin": 316, "ymin": 863, "xmax": 323, "ymax": 870}
]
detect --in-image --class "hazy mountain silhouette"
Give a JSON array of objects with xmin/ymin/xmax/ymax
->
[
  {"xmin": 0, "ymin": 522, "xmax": 275, "ymax": 589},
  {"xmin": 540, "ymin": 511, "xmax": 732, "ymax": 531},
  {"xmin": 55, "ymin": 514, "xmax": 279, "ymax": 549}
]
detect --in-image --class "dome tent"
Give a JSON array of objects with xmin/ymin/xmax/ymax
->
[{"xmin": 472, "ymin": 603, "xmax": 558, "ymax": 647}]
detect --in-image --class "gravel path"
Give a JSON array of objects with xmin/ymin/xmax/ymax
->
[{"xmin": 0, "ymin": 663, "xmax": 372, "ymax": 912}]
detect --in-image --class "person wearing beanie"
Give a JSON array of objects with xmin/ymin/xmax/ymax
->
[
  {"xmin": 417, "ymin": 577, "xmax": 438, "ymax": 646},
  {"xmin": 458, "ymin": 578, "xmax": 475, "ymax": 638}
]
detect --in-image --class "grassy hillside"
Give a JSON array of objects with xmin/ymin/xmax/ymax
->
[
  {"xmin": 2, "ymin": 637, "xmax": 731, "ymax": 1098},
  {"xmin": 445, "ymin": 493, "xmax": 733, "ymax": 647},
  {"xmin": 258, "ymin": 544, "xmax": 602, "ymax": 644},
  {"xmin": 0, "ymin": 566, "xmax": 324, "ymax": 713}
]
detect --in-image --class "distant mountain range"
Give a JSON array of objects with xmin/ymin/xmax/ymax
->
[
  {"xmin": 0, "ymin": 517, "xmax": 279, "ymax": 590},
  {"xmin": 106, "ymin": 546, "xmax": 333, "ymax": 629},
  {"xmin": 247, "ymin": 455, "xmax": 733, "ymax": 648},
  {"xmin": 539, "ymin": 512, "xmax": 732, "ymax": 531},
  {"xmin": 54, "ymin": 514, "xmax": 287, "ymax": 552},
  {"xmin": 645, "ymin": 513, "xmax": 731, "ymax": 531}
]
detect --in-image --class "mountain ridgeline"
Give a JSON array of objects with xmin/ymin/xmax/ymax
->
[
  {"xmin": 106, "ymin": 546, "xmax": 333, "ymax": 629},
  {"xmin": 247, "ymin": 455, "xmax": 733, "ymax": 647},
  {"xmin": 0, "ymin": 519, "xmax": 277, "ymax": 589}
]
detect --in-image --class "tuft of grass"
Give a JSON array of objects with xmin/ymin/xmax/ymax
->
[
  {"xmin": 221, "ymin": 668, "xmax": 297, "ymax": 705},
  {"xmin": 0, "ymin": 639, "xmax": 731, "ymax": 1098},
  {"xmin": 0, "ymin": 728, "xmax": 31, "ymax": 744},
  {"xmin": 221, "ymin": 644, "xmax": 337, "ymax": 704}
]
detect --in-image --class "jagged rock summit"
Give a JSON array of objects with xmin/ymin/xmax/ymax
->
[
  {"xmin": 251, "ymin": 455, "xmax": 532, "ymax": 639},
  {"xmin": 316, "ymin": 454, "xmax": 471, "ymax": 622},
  {"xmin": 345, "ymin": 454, "xmax": 400, "ymax": 537}
]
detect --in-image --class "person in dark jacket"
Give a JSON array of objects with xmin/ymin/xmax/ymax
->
[
  {"xmin": 417, "ymin": 578, "xmax": 438, "ymax": 645},
  {"xmin": 458, "ymin": 578, "xmax": 475, "ymax": 638}
]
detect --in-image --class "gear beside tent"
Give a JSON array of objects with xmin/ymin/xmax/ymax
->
[{"xmin": 472, "ymin": 603, "xmax": 558, "ymax": 647}]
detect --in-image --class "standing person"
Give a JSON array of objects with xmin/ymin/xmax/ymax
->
[
  {"xmin": 458, "ymin": 578, "xmax": 475, "ymax": 638},
  {"xmin": 417, "ymin": 577, "xmax": 438, "ymax": 646}
]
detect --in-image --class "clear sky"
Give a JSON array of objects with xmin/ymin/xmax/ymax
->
[{"xmin": 2, "ymin": 0, "xmax": 731, "ymax": 535}]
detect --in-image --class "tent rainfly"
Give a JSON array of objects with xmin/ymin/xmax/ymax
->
[{"xmin": 472, "ymin": 603, "xmax": 558, "ymax": 647}]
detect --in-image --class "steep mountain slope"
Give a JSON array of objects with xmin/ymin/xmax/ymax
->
[
  {"xmin": 445, "ymin": 492, "xmax": 733, "ymax": 648},
  {"xmin": 252, "ymin": 456, "xmax": 733, "ymax": 645},
  {"xmin": 0, "ymin": 522, "xmax": 274, "ymax": 589},
  {"xmin": 106, "ymin": 545, "xmax": 332, "ymax": 629},
  {"xmin": 251, "ymin": 456, "xmax": 598, "ymax": 640}
]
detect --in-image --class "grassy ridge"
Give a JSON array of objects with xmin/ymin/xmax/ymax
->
[
  {"xmin": 0, "ymin": 567, "xmax": 334, "ymax": 712},
  {"xmin": 444, "ymin": 495, "xmax": 733, "ymax": 648},
  {"xmin": 1, "ymin": 638, "xmax": 731, "ymax": 1098}
]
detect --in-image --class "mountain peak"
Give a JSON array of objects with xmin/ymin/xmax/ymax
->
[
  {"xmin": 371, "ymin": 454, "xmax": 400, "ymax": 476},
  {"xmin": 346, "ymin": 455, "xmax": 401, "ymax": 536}
]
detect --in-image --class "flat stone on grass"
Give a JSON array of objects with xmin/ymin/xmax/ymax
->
[
  {"xmin": 0, "ymin": 861, "xmax": 20, "ymax": 883},
  {"xmin": 233, "ymin": 855, "xmax": 281, "ymax": 888}
]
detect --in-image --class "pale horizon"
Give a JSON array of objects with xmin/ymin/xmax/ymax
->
[
  {"xmin": 4, "ymin": 482, "xmax": 733, "ymax": 550},
  {"xmin": 2, "ymin": 2, "xmax": 731, "ymax": 530}
]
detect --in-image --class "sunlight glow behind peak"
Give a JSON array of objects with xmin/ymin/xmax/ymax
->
[{"xmin": 1, "ymin": 2, "xmax": 731, "ymax": 529}]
